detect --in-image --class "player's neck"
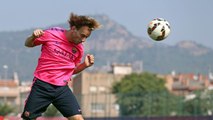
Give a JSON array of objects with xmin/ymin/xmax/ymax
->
[{"xmin": 65, "ymin": 30, "xmax": 73, "ymax": 43}]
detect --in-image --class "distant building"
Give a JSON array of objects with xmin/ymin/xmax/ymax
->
[
  {"xmin": 111, "ymin": 63, "xmax": 132, "ymax": 75},
  {"xmin": 0, "ymin": 72, "xmax": 31, "ymax": 112},
  {"xmin": 0, "ymin": 78, "xmax": 19, "ymax": 106},
  {"xmin": 72, "ymin": 64, "xmax": 213, "ymax": 117},
  {"xmin": 72, "ymin": 64, "xmax": 132, "ymax": 118},
  {"xmin": 164, "ymin": 71, "xmax": 212, "ymax": 95}
]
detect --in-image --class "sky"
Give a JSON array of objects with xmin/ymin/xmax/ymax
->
[{"xmin": 0, "ymin": 0, "xmax": 213, "ymax": 48}]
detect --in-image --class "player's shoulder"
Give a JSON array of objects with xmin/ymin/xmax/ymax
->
[{"xmin": 44, "ymin": 27, "xmax": 66, "ymax": 33}]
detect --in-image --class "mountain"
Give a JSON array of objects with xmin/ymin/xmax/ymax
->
[{"xmin": 0, "ymin": 15, "xmax": 213, "ymax": 81}]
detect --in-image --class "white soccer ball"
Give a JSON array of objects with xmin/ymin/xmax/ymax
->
[{"xmin": 147, "ymin": 18, "xmax": 171, "ymax": 41}]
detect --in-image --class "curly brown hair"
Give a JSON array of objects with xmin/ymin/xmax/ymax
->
[{"xmin": 68, "ymin": 13, "xmax": 102, "ymax": 31}]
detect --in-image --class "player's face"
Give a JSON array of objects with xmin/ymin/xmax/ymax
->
[{"xmin": 71, "ymin": 26, "xmax": 91, "ymax": 44}]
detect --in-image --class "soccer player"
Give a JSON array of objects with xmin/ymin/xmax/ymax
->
[{"xmin": 21, "ymin": 13, "xmax": 102, "ymax": 120}]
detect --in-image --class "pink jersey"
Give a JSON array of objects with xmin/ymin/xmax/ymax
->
[{"xmin": 33, "ymin": 27, "xmax": 84, "ymax": 86}]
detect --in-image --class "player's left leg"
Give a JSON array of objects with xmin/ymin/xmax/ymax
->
[
  {"xmin": 52, "ymin": 85, "xmax": 83, "ymax": 120},
  {"xmin": 21, "ymin": 78, "xmax": 53, "ymax": 120}
]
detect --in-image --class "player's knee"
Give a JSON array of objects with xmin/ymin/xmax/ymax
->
[{"xmin": 67, "ymin": 114, "xmax": 84, "ymax": 120}]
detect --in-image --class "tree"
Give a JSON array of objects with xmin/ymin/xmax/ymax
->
[
  {"xmin": 0, "ymin": 103, "xmax": 14, "ymax": 116},
  {"xmin": 43, "ymin": 104, "xmax": 61, "ymax": 117},
  {"xmin": 112, "ymin": 72, "xmax": 182, "ymax": 116},
  {"xmin": 183, "ymin": 90, "xmax": 213, "ymax": 116}
]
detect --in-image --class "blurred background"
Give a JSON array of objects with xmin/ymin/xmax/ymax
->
[{"xmin": 0, "ymin": 0, "xmax": 213, "ymax": 119}]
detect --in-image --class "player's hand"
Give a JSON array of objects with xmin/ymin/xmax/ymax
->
[
  {"xmin": 33, "ymin": 29, "xmax": 44, "ymax": 38},
  {"xmin": 84, "ymin": 54, "xmax": 94, "ymax": 67}
]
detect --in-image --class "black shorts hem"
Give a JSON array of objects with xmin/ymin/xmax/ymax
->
[{"xmin": 21, "ymin": 113, "xmax": 41, "ymax": 120}]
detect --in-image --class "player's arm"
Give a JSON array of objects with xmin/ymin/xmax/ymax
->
[
  {"xmin": 25, "ymin": 29, "xmax": 44, "ymax": 47},
  {"xmin": 73, "ymin": 54, "xmax": 94, "ymax": 74}
]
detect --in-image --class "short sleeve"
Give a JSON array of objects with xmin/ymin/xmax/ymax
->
[{"xmin": 33, "ymin": 30, "xmax": 51, "ymax": 46}]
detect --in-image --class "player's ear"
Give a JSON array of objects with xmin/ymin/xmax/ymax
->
[{"xmin": 71, "ymin": 26, "xmax": 77, "ymax": 31}]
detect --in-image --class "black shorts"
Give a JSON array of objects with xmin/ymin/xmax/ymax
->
[{"xmin": 21, "ymin": 78, "xmax": 82, "ymax": 120}]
